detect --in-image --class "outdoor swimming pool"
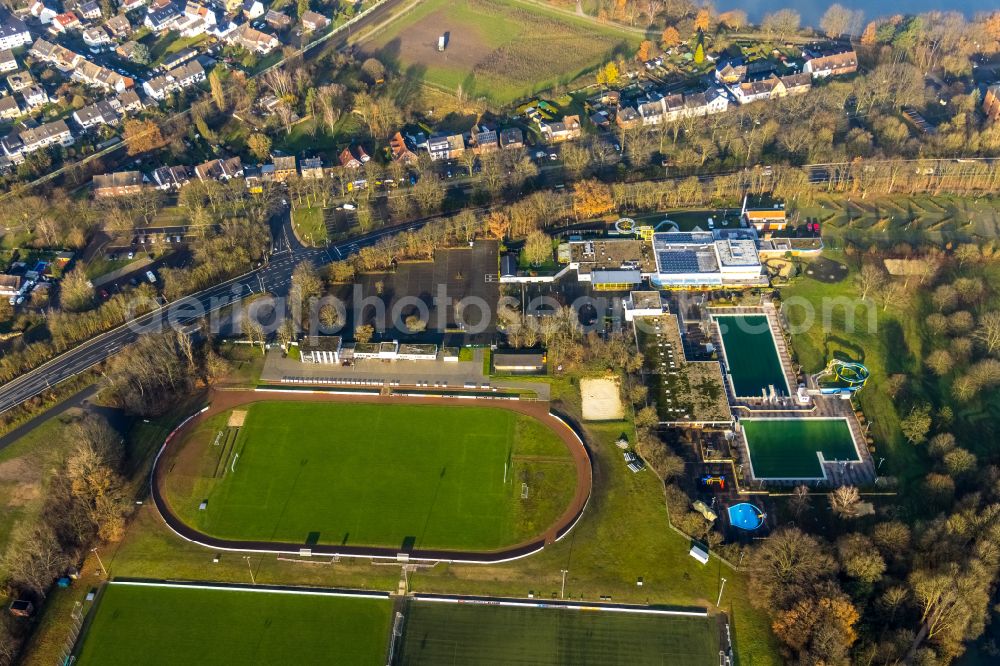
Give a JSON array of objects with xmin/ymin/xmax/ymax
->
[
  {"xmin": 714, "ymin": 314, "xmax": 789, "ymax": 398},
  {"xmin": 728, "ymin": 503, "xmax": 764, "ymax": 531},
  {"xmin": 742, "ymin": 417, "xmax": 860, "ymax": 480}
]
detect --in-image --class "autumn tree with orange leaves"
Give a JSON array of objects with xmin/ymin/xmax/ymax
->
[
  {"xmin": 661, "ymin": 26, "xmax": 680, "ymax": 49},
  {"xmin": 572, "ymin": 179, "xmax": 614, "ymax": 219}
]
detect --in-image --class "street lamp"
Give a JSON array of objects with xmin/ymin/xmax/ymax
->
[
  {"xmin": 91, "ymin": 547, "xmax": 107, "ymax": 577},
  {"xmin": 560, "ymin": 569, "xmax": 568, "ymax": 599},
  {"xmin": 716, "ymin": 577, "xmax": 727, "ymax": 607}
]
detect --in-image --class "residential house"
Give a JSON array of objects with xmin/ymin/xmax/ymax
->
[
  {"xmin": 152, "ymin": 164, "xmax": 191, "ymax": 189},
  {"xmin": 389, "ymin": 131, "xmax": 418, "ymax": 164},
  {"xmin": 73, "ymin": 99, "xmax": 120, "ymax": 128},
  {"xmin": 781, "ymin": 72, "xmax": 812, "ymax": 96},
  {"xmin": 471, "ymin": 124, "xmax": 498, "ymax": 154},
  {"xmin": 174, "ymin": 1, "xmax": 216, "ymax": 37},
  {"xmin": 264, "ymin": 9, "xmax": 291, "ymax": 31},
  {"xmin": 118, "ymin": 0, "xmax": 147, "ymax": 12},
  {"xmin": 0, "ymin": 95, "xmax": 22, "ymax": 120},
  {"xmin": 6, "ymin": 71, "xmax": 32, "ymax": 93},
  {"xmin": 113, "ymin": 89, "xmax": 143, "ymax": 113},
  {"xmin": 615, "ymin": 105, "xmax": 640, "ymax": 129},
  {"xmin": 427, "ymin": 134, "xmax": 464, "ymax": 161},
  {"xmin": 730, "ymin": 73, "xmax": 809, "ymax": 105},
  {"xmin": 21, "ymin": 84, "xmax": 49, "ymax": 109},
  {"xmin": 159, "ymin": 47, "xmax": 196, "ymax": 71},
  {"xmin": 300, "ymin": 157, "xmax": 323, "ymax": 179},
  {"xmin": 29, "ymin": 0, "xmax": 59, "ymax": 24},
  {"xmin": 714, "ymin": 57, "xmax": 746, "ymax": 85},
  {"xmin": 270, "ymin": 155, "xmax": 297, "ymax": 181},
  {"xmin": 1, "ymin": 119, "xmax": 74, "ymax": 161},
  {"xmin": 72, "ymin": 60, "xmax": 134, "ymax": 93},
  {"xmin": 144, "ymin": 3, "xmax": 180, "ymax": 32},
  {"xmin": 228, "ymin": 23, "xmax": 279, "ymax": 54},
  {"xmin": 0, "ymin": 50, "xmax": 16, "ymax": 74},
  {"xmin": 338, "ymin": 147, "xmax": 361, "ymax": 169},
  {"xmin": 142, "ymin": 59, "xmax": 204, "ymax": 100},
  {"xmin": 51, "ymin": 12, "xmax": 82, "ymax": 33},
  {"xmin": 300, "ymin": 10, "xmax": 328, "ymax": 31},
  {"xmin": 0, "ymin": 9, "xmax": 32, "ymax": 50},
  {"xmin": 985, "ymin": 84, "xmax": 1000, "ymax": 122},
  {"xmin": 93, "ymin": 171, "xmax": 145, "ymax": 197},
  {"xmin": 83, "ymin": 26, "xmax": 113, "ymax": 49},
  {"xmin": 499, "ymin": 127, "xmax": 523, "ymax": 149},
  {"xmin": 194, "ymin": 156, "xmax": 242, "ymax": 180},
  {"xmin": 76, "ymin": 0, "xmax": 104, "ymax": 20},
  {"xmin": 802, "ymin": 46, "xmax": 858, "ymax": 78},
  {"xmin": 540, "ymin": 115, "xmax": 581, "ymax": 142},
  {"xmin": 242, "ymin": 0, "xmax": 265, "ymax": 19},
  {"xmin": 29, "ymin": 39, "xmax": 83, "ymax": 71},
  {"xmin": 116, "ymin": 40, "xmax": 142, "ymax": 60},
  {"xmin": 104, "ymin": 14, "xmax": 132, "ymax": 39}
]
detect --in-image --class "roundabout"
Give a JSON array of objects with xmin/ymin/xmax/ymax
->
[{"xmin": 151, "ymin": 390, "xmax": 592, "ymax": 563}]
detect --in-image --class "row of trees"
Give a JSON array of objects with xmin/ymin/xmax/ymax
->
[{"xmin": 0, "ymin": 415, "xmax": 134, "ymax": 661}]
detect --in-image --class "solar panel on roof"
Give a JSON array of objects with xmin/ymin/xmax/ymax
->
[{"xmin": 656, "ymin": 251, "xmax": 701, "ymax": 273}]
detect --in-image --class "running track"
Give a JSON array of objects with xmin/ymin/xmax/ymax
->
[{"xmin": 150, "ymin": 389, "xmax": 593, "ymax": 564}]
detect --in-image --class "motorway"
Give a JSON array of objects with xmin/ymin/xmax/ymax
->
[{"xmin": 0, "ymin": 209, "xmax": 428, "ymax": 414}]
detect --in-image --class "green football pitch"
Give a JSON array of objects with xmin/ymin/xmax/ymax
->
[
  {"xmin": 75, "ymin": 584, "xmax": 392, "ymax": 665},
  {"xmin": 163, "ymin": 401, "xmax": 577, "ymax": 551},
  {"xmin": 398, "ymin": 601, "xmax": 721, "ymax": 665},
  {"xmin": 743, "ymin": 418, "xmax": 860, "ymax": 479},
  {"xmin": 715, "ymin": 314, "xmax": 789, "ymax": 397}
]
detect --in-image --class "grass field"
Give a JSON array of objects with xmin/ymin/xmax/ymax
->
[
  {"xmin": 715, "ymin": 314, "xmax": 789, "ymax": 398},
  {"xmin": 360, "ymin": 0, "xmax": 636, "ymax": 105},
  {"xmin": 794, "ymin": 194, "xmax": 1000, "ymax": 246},
  {"xmin": 743, "ymin": 418, "xmax": 859, "ymax": 479},
  {"xmin": 75, "ymin": 584, "xmax": 392, "ymax": 665},
  {"xmin": 291, "ymin": 207, "xmax": 329, "ymax": 247},
  {"xmin": 163, "ymin": 401, "xmax": 578, "ymax": 551},
  {"xmin": 399, "ymin": 601, "xmax": 720, "ymax": 665}
]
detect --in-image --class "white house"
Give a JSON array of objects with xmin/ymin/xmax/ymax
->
[
  {"xmin": 0, "ymin": 9, "xmax": 33, "ymax": 50},
  {"xmin": 29, "ymin": 0, "xmax": 59, "ymax": 24}
]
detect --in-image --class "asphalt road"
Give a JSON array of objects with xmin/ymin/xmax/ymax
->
[{"xmin": 0, "ymin": 208, "xmax": 428, "ymax": 415}]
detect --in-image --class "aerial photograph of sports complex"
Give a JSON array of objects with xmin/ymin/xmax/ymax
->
[{"xmin": 2, "ymin": 0, "xmax": 1000, "ymax": 664}]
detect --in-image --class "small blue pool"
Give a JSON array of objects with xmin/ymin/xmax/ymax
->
[{"xmin": 728, "ymin": 503, "xmax": 765, "ymax": 531}]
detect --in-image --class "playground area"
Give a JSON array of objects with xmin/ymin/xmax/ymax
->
[
  {"xmin": 741, "ymin": 417, "xmax": 861, "ymax": 480},
  {"xmin": 713, "ymin": 313, "xmax": 790, "ymax": 399},
  {"xmin": 580, "ymin": 377, "xmax": 624, "ymax": 421}
]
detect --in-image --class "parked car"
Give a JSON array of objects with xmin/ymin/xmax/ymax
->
[{"xmin": 145, "ymin": 270, "xmax": 157, "ymax": 284}]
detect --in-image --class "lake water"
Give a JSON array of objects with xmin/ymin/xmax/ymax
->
[{"xmin": 732, "ymin": 0, "xmax": 997, "ymax": 27}]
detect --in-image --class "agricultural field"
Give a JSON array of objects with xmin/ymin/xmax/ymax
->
[
  {"xmin": 74, "ymin": 583, "xmax": 392, "ymax": 665},
  {"xmin": 399, "ymin": 600, "xmax": 721, "ymax": 665},
  {"xmin": 161, "ymin": 401, "xmax": 579, "ymax": 551},
  {"xmin": 359, "ymin": 0, "xmax": 637, "ymax": 105}
]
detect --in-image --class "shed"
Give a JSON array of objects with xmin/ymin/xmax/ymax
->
[{"xmin": 688, "ymin": 543, "xmax": 709, "ymax": 565}]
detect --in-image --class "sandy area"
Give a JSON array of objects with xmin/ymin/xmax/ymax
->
[
  {"xmin": 227, "ymin": 410, "xmax": 247, "ymax": 427},
  {"xmin": 580, "ymin": 377, "xmax": 624, "ymax": 421}
]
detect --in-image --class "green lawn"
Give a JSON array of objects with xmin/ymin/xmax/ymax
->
[
  {"xmin": 714, "ymin": 314, "xmax": 789, "ymax": 397},
  {"xmin": 360, "ymin": 0, "xmax": 637, "ymax": 105},
  {"xmin": 163, "ymin": 401, "xmax": 577, "ymax": 551},
  {"xmin": 291, "ymin": 207, "xmax": 329, "ymax": 247},
  {"xmin": 743, "ymin": 418, "xmax": 859, "ymax": 479},
  {"xmin": 75, "ymin": 584, "xmax": 392, "ymax": 665},
  {"xmin": 400, "ymin": 601, "xmax": 720, "ymax": 665}
]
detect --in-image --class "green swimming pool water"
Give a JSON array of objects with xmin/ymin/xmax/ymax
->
[
  {"xmin": 743, "ymin": 418, "xmax": 858, "ymax": 479},
  {"xmin": 715, "ymin": 315, "xmax": 788, "ymax": 397}
]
